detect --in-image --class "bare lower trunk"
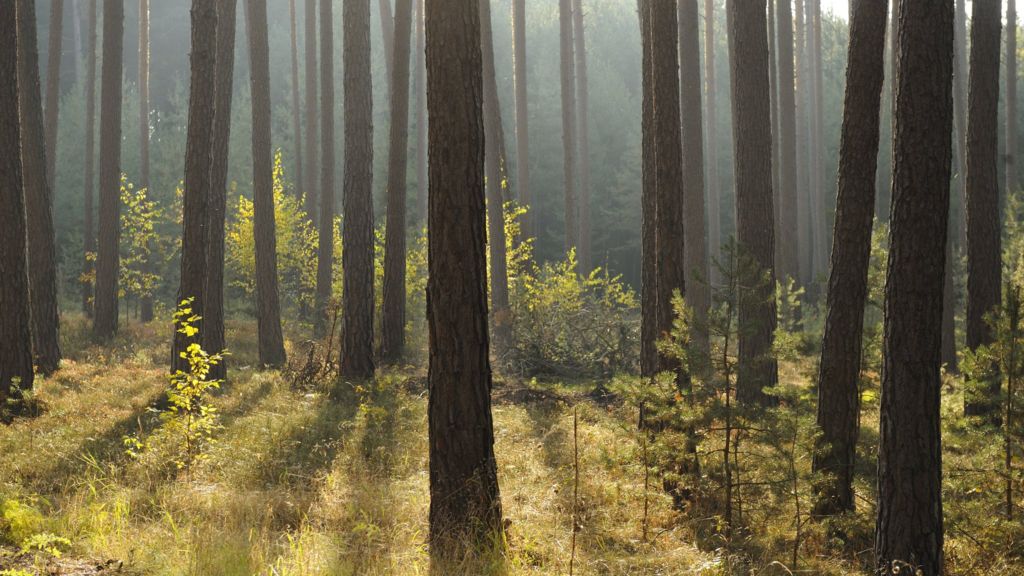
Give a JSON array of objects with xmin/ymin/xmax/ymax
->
[
  {"xmin": 315, "ymin": 0, "xmax": 338, "ymax": 339},
  {"xmin": 139, "ymin": 0, "xmax": 154, "ymax": 323},
  {"xmin": 559, "ymin": 0, "xmax": 578, "ymax": 256},
  {"xmin": 44, "ymin": 0, "xmax": 64, "ymax": 195},
  {"xmin": 704, "ymin": 0, "xmax": 721, "ymax": 282},
  {"xmin": 303, "ymin": 0, "xmax": 319, "ymax": 221},
  {"xmin": 289, "ymin": 0, "xmax": 303, "ymax": 195},
  {"xmin": 414, "ymin": 0, "xmax": 427, "ymax": 225},
  {"xmin": 82, "ymin": 0, "xmax": 97, "ymax": 317},
  {"xmin": 512, "ymin": 0, "xmax": 530, "ymax": 238},
  {"xmin": 639, "ymin": 0, "xmax": 657, "ymax": 378},
  {"xmin": 574, "ymin": 0, "xmax": 591, "ymax": 273},
  {"xmin": 777, "ymin": 0, "xmax": 799, "ymax": 284}
]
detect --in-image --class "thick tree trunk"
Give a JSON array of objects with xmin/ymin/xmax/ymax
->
[
  {"xmin": 173, "ymin": 0, "xmax": 218, "ymax": 374},
  {"xmin": 559, "ymin": 0, "xmax": 578, "ymax": 256},
  {"xmin": 139, "ymin": 0, "xmax": 154, "ymax": 323},
  {"xmin": 704, "ymin": 0, "xmax": 721, "ymax": 281},
  {"xmin": 776, "ymin": 0, "xmax": 798, "ymax": 284},
  {"xmin": 303, "ymin": 0, "xmax": 319, "ymax": 221},
  {"xmin": 1009, "ymin": 0, "xmax": 1019, "ymax": 196},
  {"xmin": 289, "ymin": 0, "xmax": 303, "ymax": 196},
  {"xmin": 341, "ymin": 0, "xmax": 376, "ymax": 381},
  {"xmin": 679, "ymin": 0, "xmax": 709, "ymax": 356},
  {"xmin": 875, "ymin": 0, "xmax": 953, "ymax": 571},
  {"xmin": 0, "ymin": 1, "xmax": 35, "ymax": 397},
  {"xmin": 44, "ymin": 0, "xmax": 63, "ymax": 196},
  {"xmin": 415, "ymin": 0, "xmax": 427, "ymax": 225},
  {"xmin": 93, "ymin": 0, "xmax": 124, "ymax": 341},
  {"xmin": 17, "ymin": 0, "xmax": 62, "ymax": 373},
  {"xmin": 812, "ymin": 0, "xmax": 887, "ymax": 516},
  {"xmin": 729, "ymin": 0, "xmax": 778, "ymax": 406},
  {"xmin": 639, "ymin": 0, "xmax": 657, "ymax": 378},
  {"xmin": 512, "ymin": 0, "xmax": 530, "ymax": 238},
  {"xmin": 82, "ymin": 0, "xmax": 97, "ymax": 317},
  {"xmin": 480, "ymin": 0, "xmax": 512, "ymax": 354},
  {"xmin": 964, "ymin": 0, "xmax": 1003, "ymax": 418},
  {"xmin": 381, "ymin": 0, "xmax": 413, "ymax": 361},
  {"xmin": 426, "ymin": 0, "xmax": 503, "ymax": 564},
  {"xmin": 206, "ymin": 0, "xmax": 236, "ymax": 380},
  {"xmin": 314, "ymin": 0, "xmax": 337, "ymax": 339},
  {"xmin": 574, "ymin": 0, "xmax": 592, "ymax": 273},
  {"xmin": 246, "ymin": 0, "xmax": 287, "ymax": 369}
]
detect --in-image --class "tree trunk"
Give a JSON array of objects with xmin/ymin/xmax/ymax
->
[
  {"xmin": 425, "ymin": 0, "xmax": 503, "ymax": 563},
  {"xmin": 768, "ymin": 0, "xmax": 781, "ymax": 276},
  {"xmin": 953, "ymin": 0, "xmax": 966, "ymax": 249},
  {"xmin": 794, "ymin": 0, "xmax": 810, "ymax": 285},
  {"xmin": 139, "ymin": 0, "xmax": 154, "ymax": 323},
  {"xmin": 573, "ymin": 0, "xmax": 592, "ymax": 273},
  {"xmin": 246, "ymin": 0, "xmax": 287, "ymax": 369},
  {"xmin": 776, "ymin": 0, "xmax": 798, "ymax": 284},
  {"xmin": 341, "ymin": 0, "xmax": 376, "ymax": 381},
  {"xmin": 479, "ymin": 0, "xmax": 512, "ymax": 354},
  {"xmin": 314, "ymin": 0, "xmax": 337, "ymax": 339},
  {"xmin": 93, "ymin": 0, "xmax": 124, "ymax": 341},
  {"xmin": 1009, "ymin": 0, "xmax": 1019, "ymax": 197},
  {"xmin": 811, "ymin": 0, "xmax": 826, "ymax": 286},
  {"xmin": 0, "ymin": 0, "xmax": 35, "ymax": 398},
  {"xmin": 206, "ymin": 0, "xmax": 236, "ymax": 380},
  {"xmin": 512, "ymin": 0, "xmax": 530, "ymax": 238},
  {"xmin": 559, "ymin": 0, "xmax": 578, "ymax": 256},
  {"xmin": 289, "ymin": 0, "xmax": 303, "ymax": 197},
  {"xmin": 44, "ymin": 0, "xmax": 63, "ymax": 196},
  {"xmin": 381, "ymin": 0, "xmax": 413, "ymax": 361},
  {"xmin": 379, "ymin": 0, "xmax": 394, "ymax": 85},
  {"xmin": 875, "ymin": 0, "xmax": 952, "ymax": 571},
  {"xmin": 17, "ymin": 0, "xmax": 62, "ymax": 373},
  {"xmin": 730, "ymin": 0, "xmax": 778, "ymax": 406},
  {"xmin": 964, "ymin": 0, "xmax": 1002, "ymax": 418},
  {"xmin": 679, "ymin": 0, "xmax": 709, "ymax": 357},
  {"xmin": 303, "ymin": 0, "xmax": 319, "ymax": 221},
  {"xmin": 82, "ymin": 0, "xmax": 97, "ymax": 317},
  {"xmin": 812, "ymin": 0, "xmax": 887, "ymax": 516},
  {"xmin": 415, "ymin": 0, "xmax": 427, "ymax": 225},
  {"xmin": 704, "ymin": 0, "xmax": 721, "ymax": 282},
  {"xmin": 173, "ymin": 0, "xmax": 218, "ymax": 374},
  {"xmin": 639, "ymin": 0, "xmax": 657, "ymax": 378}
]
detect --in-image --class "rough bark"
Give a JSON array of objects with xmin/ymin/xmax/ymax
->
[
  {"xmin": 82, "ymin": 0, "xmax": 96, "ymax": 317},
  {"xmin": 289, "ymin": 0, "xmax": 303, "ymax": 196},
  {"xmin": 303, "ymin": 0, "xmax": 319, "ymax": 221},
  {"xmin": 381, "ymin": 0, "xmax": 413, "ymax": 361},
  {"xmin": 17, "ymin": 0, "xmax": 62, "ymax": 373},
  {"xmin": 512, "ymin": 0, "xmax": 530, "ymax": 238},
  {"xmin": 425, "ymin": 0, "xmax": 503, "ymax": 563},
  {"xmin": 776, "ymin": 0, "xmax": 798, "ymax": 284},
  {"xmin": 704, "ymin": 0, "xmax": 721, "ymax": 280},
  {"xmin": 812, "ymin": 0, "xmax": 887, "ymax": 516},
  {"xmin": 559, "ymin": 0, "xmax": 578, "ymax": 256},
  {"xmin": 730, "ymin": 0, "xmax": 778, "ymax": 406},
  {"xmin": 314, "ymin": 0, "xmax": 337, "ymax": 339},
  {"xmin": 679, "ymin": 0, "xmax": 709, "ymax": 356},
  {"xmin": 92, "ymin": 0, "xmax": 124, "ymax": 341},
  {"xmin": 640, "ymin": 0, "xmax": 657, "ymax": 378},
  {"xmin": 246, "ymin": 0, "xmax": 287, "ymax": 369},
  {"xmin": 415, "ymin": 0, "xmax": 427, "ymax": 225},
  {"xmin": 341, "ymin": 0, "xmax": 376, "ymax": 381},
  {"xmin": 139, "ymin": 0, "xmax": 154, "ymax": 323},
  {"xmin": 44, "ymin": 0, "xmax": 63, "ymax": 196},
  {"xmin": 875, "ymin": 0, "xmax": 953, "ymax": 571},
  {"xmin": 0, "ymin": 0, "xmax": 35, "ymax": 397},
  {"xmin": 574, "ymin": 0, "xmax": 592, "ymax": 273},
  {"xmin": 173, "ymin": 0, "xmax": 218, "ymax": 374},
  {"xmin": 964, "ymin": 0, "xmax": 1003, "ymax": 418}
]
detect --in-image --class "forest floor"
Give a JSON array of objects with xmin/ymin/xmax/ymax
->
[{"xmin": 0, "ymin": 314, "xmax": 1021, "ymax": 575}]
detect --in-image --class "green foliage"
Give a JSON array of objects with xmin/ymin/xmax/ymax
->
[
  {"xmin": 118, "ymin": 175, "xmax": 165, "ymax": 308},
  {"xmin": 0, "ymin": 499, "xmax": 47, "ymax": 545},
  {"xmin": 20, "ymin": 532, "xmax": 72, "ymax": 558}
]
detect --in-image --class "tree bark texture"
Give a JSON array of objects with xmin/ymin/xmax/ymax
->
[
  {"xmin": 704, "ymin": 0, "xmax": 721, "ymax": 282},
  {"xmin": 289, "ymin": 0, "xmax": 303, "ymax": 197},
  {"xmin": 303, "ymin": 0, "xmax": 319, "ymax": 221},
  {"xmin": 315, "ymin": 0, "xmax": 337, "ymax": 339},
  {"xmin": 512, "ymin": 0, "xmax": 530, "ymax": 239},
  {"xmin": 139, "ymin": 0, "xmax": 154, "ymax": 323},
  {"xmin": 81, "ymin": 0, "xmax": 96, "ymax": 317},
  {"xmin": 415, "ymin": 0, "xmax": 428, "ymax": 225},
  {"xmin": 559, "ymin": 0, "xmax": 578, "ymax": 256},
  {"xmin": 44, "ymin": 0, "xmax": 63, "ymax": 196},
  {"xmin": 776, "ymin": 0, "xmax": 799, "ymax": 284},
  {"xmin": 639, "ymin": 0, "xmax": 657, "ymax": 378},
  {"xmin": 574, "ymin": 0, "xmax": 592, "ymax": 273}
]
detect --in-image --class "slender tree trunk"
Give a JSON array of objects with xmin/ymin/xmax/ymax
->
[
  {"xmin": 573, "ymin": 0, "xmax": 592, "ymax": 273},
  {"xmin": 72, "ymin": 0, "xmax": 83, "ymax": 86},
  {"xmin": 480, "ymin": 0, "xmax": 512, "ymax": 354},
  {"xmin": 768, "ymin": 0, "xmax": 781, "ymax": 276},
  {"xmin": 704, "ymin": 0, "xmax": 721, "ymax": 281},
  {"xmin": 965, "ymin": 0, "xmax": 1003, "ymax": 418},
  {"xmin": 205, "ymin": 0, "xmax": 236, "ymax": 380},
  {"xmin": 794, "ymin": 0, "xmax": 810, "ymax": 285},
  {"xmin": 93, "ymin": 0, "xmax": 124, "ymax": 341},
  {"xmin": 426, "ymin": 0, "xmax": 503, "ymax": 563},
  {"xmin": 82, "ymin": 0, "xmax": 97, "ymax": 317},
  {"xmin": 807, "ymin": 0, "xmax": 826, "ymax": 288},
  {"xmin": 415, "ymin": 0, "xmax": 427, "ymax": 225},
  {"xmin": 0, "ymin": 0, "xmax": 35, "ymax": 397},
  {"xmin": 314, "ymin": 0, "xmax": 337, "ymax": 338},
  {"xmin": 246, "ymin": 0, "xmax": 287, "ymax": 369},
  {"xmin": 512, "ymin": 0, "xmax": 530, "ymax": 238},
  {"xmin": 18, "ymin": 0, "xmax": 61, "ymax": 373},
  {"xmin": 777, "ymin": 0, "xmax": 798, "ymax": 285},
  {"xmin": 381, "ymin": 0, "xmax": 413, "ymax": 361},
  {"xmin": 730, "ymin": 0, "xmax": 778, "ymax": 406},
  {"xmin": 303, "ymin": 0, "xmax": 319, "ymax": 221},
  {"xmin": 44, "ymin": 0, "xmax": 64, "ymax": 195},
  {"xmin": 173, "ymin": 0, "xmax": 218, "ymax": 374},
  {"xmin": 289, "ymin": 0, "xmax": 303, "ymax": 196},
  {"xmin": 875, "ymin": 0, "xmax": 952, "ymax": 571},
  {"xmin": 1009, "ymin": 0, "xmax": 1019, "ymax": 196},
  {"xmin": 341, "ymin": 0, "xmax": 376, "ymax": 380},
  {"xmin": 138, "ymin": 0, "xmax": 154, "ymax": 323},
  {"xmin": 679, "ymin": 0, "xmax": 709, "ymax": 356},
  {"xmin": 559, "ymin": 0, "xmax": 578, "ymax": 256},
  {"xmin": 640, "ymin": 0, "xmax": 657, "ymax": 378},
  {"xmin": 379, "ymin": 0, "xmax": 394, "ymax": 84},
  {"xmin": 953, "ymin": 0, "xmax": 967, "ymax": 248},
  {"xmin": 813, "ymin": 0, "xmax": 887, "ymax": 516}
]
